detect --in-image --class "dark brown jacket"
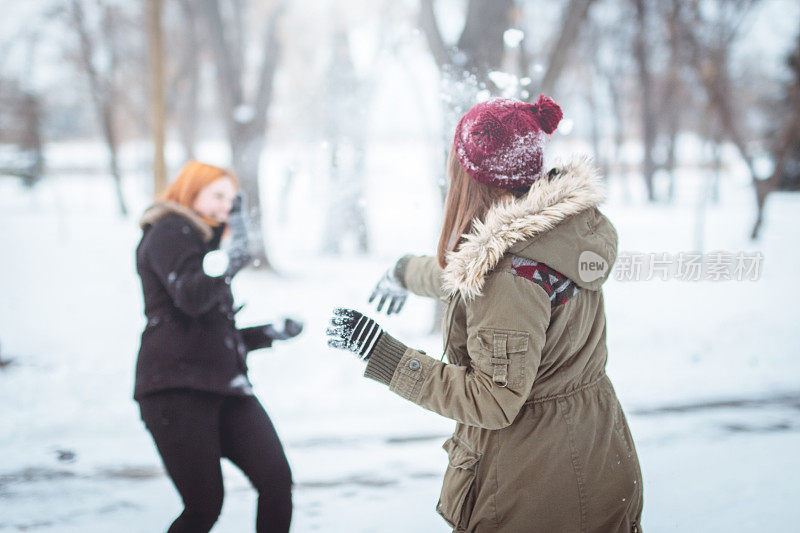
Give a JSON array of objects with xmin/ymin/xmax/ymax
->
[{"xmin": 134, "ymin": 201, "xmax": 270, "ymax": 400}]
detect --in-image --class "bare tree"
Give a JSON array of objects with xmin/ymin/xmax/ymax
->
[
  {"xmin": 197, "ymin": 0, "xmax": 285, "ymax": 270},
  {"xmin": 164, "ymin": 0, "xmax": 202, "ymax": 161},
  {"xmin": 319, "ymin": 1, "xmax": 404, "ymax": 256},
  {"xmin": 764, "ymin": 33, "xmax": 800, "ymax": 225},
  {"xmin": 419, "ymin": 0, "xmax": 516, "ymax": 138},
  {"xmin": 147, "ymin": 0, "xmax": 167, "ymax": 196},
  {"xmin": 321, "ymin": 28, "xmax": 370, "ymax": 255},
  {"xmin": 587, "ymin": 1, "xmax": 635, "ymax": 201},
  {"xmin": 578, "ymin": 5, "xmax": 628, "ymax": 181},
  {"xmin": 420, "ymin": 0, "xmax": 511, "ymax": 83},
  {"xmin": 658, "ymin": 0, "xmax": 684, "ymax": 202},
  {"xmin": 67, "ymin": 0, "xmax": 131, "ymax": 215},
  {"xmin": 0, "ymin": 79, "xmax": 44, "ymax": 186},
  {"xmin": 633, "ymin": 0, "xmax": 656, "ymax": 202},
  {"xmin": 0, "ymin": 25, "xmax": 44, "ymax": 187},
  {"xmin": 669, "ymin": 0, "xmax": 785, "ymax": 239},
  {"xmin": 419, "ymin": 0, "xmax": 600, "ymax": 177},
  {"xmin": 537, "ymin": 0, "xmax": 597, "ymax": 96}
]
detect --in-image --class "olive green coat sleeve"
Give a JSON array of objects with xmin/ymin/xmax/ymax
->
[
  {"xmin": 364, "ymin": 270, "xmax": 551, "ymax": 430},
  {"xmin": 400, "ymin": 255, "xmax": 448, "ymax": 301}
]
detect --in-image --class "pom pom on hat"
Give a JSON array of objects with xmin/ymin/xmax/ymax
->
[
  {"xmin": 453, "ymin": 94, "xmax": 563, "ymax": 189},
  {"xmin": 529, "ymin": 94, "xmax": 563, "ymax": 134}
]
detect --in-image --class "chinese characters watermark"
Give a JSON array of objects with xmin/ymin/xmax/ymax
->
[{"xmin": 611, "ymin": 251, "xmax": 764, "ymax": 281}]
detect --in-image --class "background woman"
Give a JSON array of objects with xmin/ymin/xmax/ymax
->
[
  {"xmin": 327, "ymin": 95, "xmax": 643, "ymax": 532},
  {"xmin": 134, "ymin": 161, "xmax": 301, "ymax": 532}
]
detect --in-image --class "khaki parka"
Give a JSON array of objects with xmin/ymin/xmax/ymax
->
[{"xmin": 364, "ymin": 157, "xmax": 644, "ymax": 532}]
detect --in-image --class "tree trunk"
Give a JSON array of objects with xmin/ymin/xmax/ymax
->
[
  {"xmin": 175, "ymin": 0, "xmax": 200, "ymax": 160},
  {"xmin": 752, "ymin": 77, "xmax": 800, "ymax": 238},
  {"xmin": 100, "ymin": 104, "xmax": 127, "ymax": 216},
  {"xmin": 603, "ymin": 65, "xmax": 629, "ymax": 202},
  {"xmin": 323, "ymin": 140, "xmax": 342, "ymax": 255},
  {"xmin": 633, "ymin": 0, "xmax": 656, "ymax": 202},
  {"xmin": 148, "ymin": 0, "xmax": 167, "ymax": 197},
  {"xmin": 351, "ymin": 143, "xmax": 369, "ymax": 253},
  {"xmin": 70, "ymin": 0, "xmax": 128, "ymax": 215},
  {"xmin": 540, "ymin": 0, "xmax": 597, "ymax": 96},
  {"xmin": 322, "ymin": 29, "xmax": 370, "ymax": 255},
  {"xmin": 456, "ymin": 0, "xmax": 513, "ymax": 89},
  {"xmin": 231, "ymin": 129, "xmax": 272, "ymax": 270},
  {"xmin": 672, "ymin": 0, "xmax": 780, "ymax": 239},
  {"xmin": 197, "ymin": 0, "xmax": 284, "ymax": 270},
  {"xmin": 662, "ymin": 0, "xmax": 684, "ymax": 204},
  {"xmin": 586, "ymin": 72, "xmax": 605, "ymax": 177},
  {"xmin": 664, "ymin": 115, "xmax": 678, "ymax": 203}
]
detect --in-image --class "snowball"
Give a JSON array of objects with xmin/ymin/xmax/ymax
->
[
  {"xmin": 503, "ymin": 28, "xmax": 525, "ymax": 48},
  {"xmin": 203, "ymin": 250, "xmax": 230, "ymax": 277},
  {"xmin": 234, "ymin": 105, "xmax": 256, "ymax": 123}
]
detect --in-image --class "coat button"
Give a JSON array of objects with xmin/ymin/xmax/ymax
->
[{"xmin": 408, "ymin": 359, "xmax": 420, "ymax": 370}]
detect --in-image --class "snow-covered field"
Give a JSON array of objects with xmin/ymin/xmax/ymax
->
[{"xmin": 1, "ymin": 143, "xmax": 799, "ymax": 532}]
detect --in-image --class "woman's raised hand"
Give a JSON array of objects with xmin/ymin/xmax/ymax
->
[
  {"xmin": 326, "ymin": 308, "xmax": 383, "ymax": 361},
  {"xmin": 368, "ymin": 260, "xmax": 408, "ymax": 315}
]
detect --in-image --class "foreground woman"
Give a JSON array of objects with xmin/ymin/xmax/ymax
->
[{"xmin": 327, "ymin": 95, "xmax": 643, "ymax": 532}]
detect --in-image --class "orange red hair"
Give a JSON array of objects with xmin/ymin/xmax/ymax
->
[{"xmin": 160, "ymin": 161, "xmax": 239, "ymax": 227}]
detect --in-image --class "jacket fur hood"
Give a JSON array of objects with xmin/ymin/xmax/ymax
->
[
  {"xmin": 443, "ymin": 156, "xmax": 618, "ymax": 300},
  {"xmin": 139, "ymin": 200, "xmax": 214, "ymax": 242}
]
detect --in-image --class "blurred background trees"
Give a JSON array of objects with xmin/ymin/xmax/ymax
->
[{"xmin": 0, "ymin": 0, "xmax": 798, "ymax": 257}]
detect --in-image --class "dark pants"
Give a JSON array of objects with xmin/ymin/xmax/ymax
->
[{"xmin": 138, "ymin": 390, "xmax": 292, "ymax": 533}]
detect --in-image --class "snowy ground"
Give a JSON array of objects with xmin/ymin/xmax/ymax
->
[{"xmin": 1, "ymin": 147, "xmax": 799, "ymax": 532}]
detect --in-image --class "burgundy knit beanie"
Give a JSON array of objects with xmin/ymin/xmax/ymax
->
[{"xmin": 452, "ymin": 94, "xmax": 563, "ymax": 189}]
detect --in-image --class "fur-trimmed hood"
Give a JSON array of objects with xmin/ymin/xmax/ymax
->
[
  {"xmin": 443, "ymin": 156, "xmax": 618, "ymax": 300},
  {"xmin": 139, "ymin": 200, "xmax": 214, "ymax": 242}
]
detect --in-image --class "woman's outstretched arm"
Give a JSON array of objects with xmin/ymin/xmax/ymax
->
[
  {"xmin": 399, "ymin": 255, "xmax": 448, "ymax": 301},
  {"xmin": 329, "ymin": 271, "xmax": 550, "ymax": 430}
]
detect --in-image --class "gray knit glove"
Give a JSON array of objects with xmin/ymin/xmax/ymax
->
[{"xmin": 368, "ymin": 255, "xmax": 412, "ymax": 315}]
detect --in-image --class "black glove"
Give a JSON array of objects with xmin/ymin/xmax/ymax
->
[
  {"xmin": 222, "ymin": 246, "xmax": 252, "ymax": 282},
  {"xmin": 265, "ymin": 318, "xmax": 304, "ymax": 341},
  {"xmin": 326, "ymin": 308, "xmax": 383, "ymax": 361},
  {"xmin": 368, "ymin": 258, "xmax": 410, "ymax": 315},
  {"xmin": 228, "ymin": 192, "xmax": 249, "ymax": 245},
  {"xmin": 239, "ymin": 318, "xmax": 303, "ymax": 352},
  {"xmin": 222, "ymin": 191, "xmax": 253, "ymax": 282}
]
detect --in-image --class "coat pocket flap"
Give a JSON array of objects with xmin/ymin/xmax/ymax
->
[
  {"xmin": 473, "ymin": 328, "xmax": 530, "ymax": 388},
  {"xmin": 438, "ymin": 436, "xmax": 481, "ymax": 529},
  {"xmin": 476, "ymin": 328, "xmax": 529, "ymax": 354},
  {"xmin": 442, "ymin": 436, "xmax": 480, "ymax": 470}
]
